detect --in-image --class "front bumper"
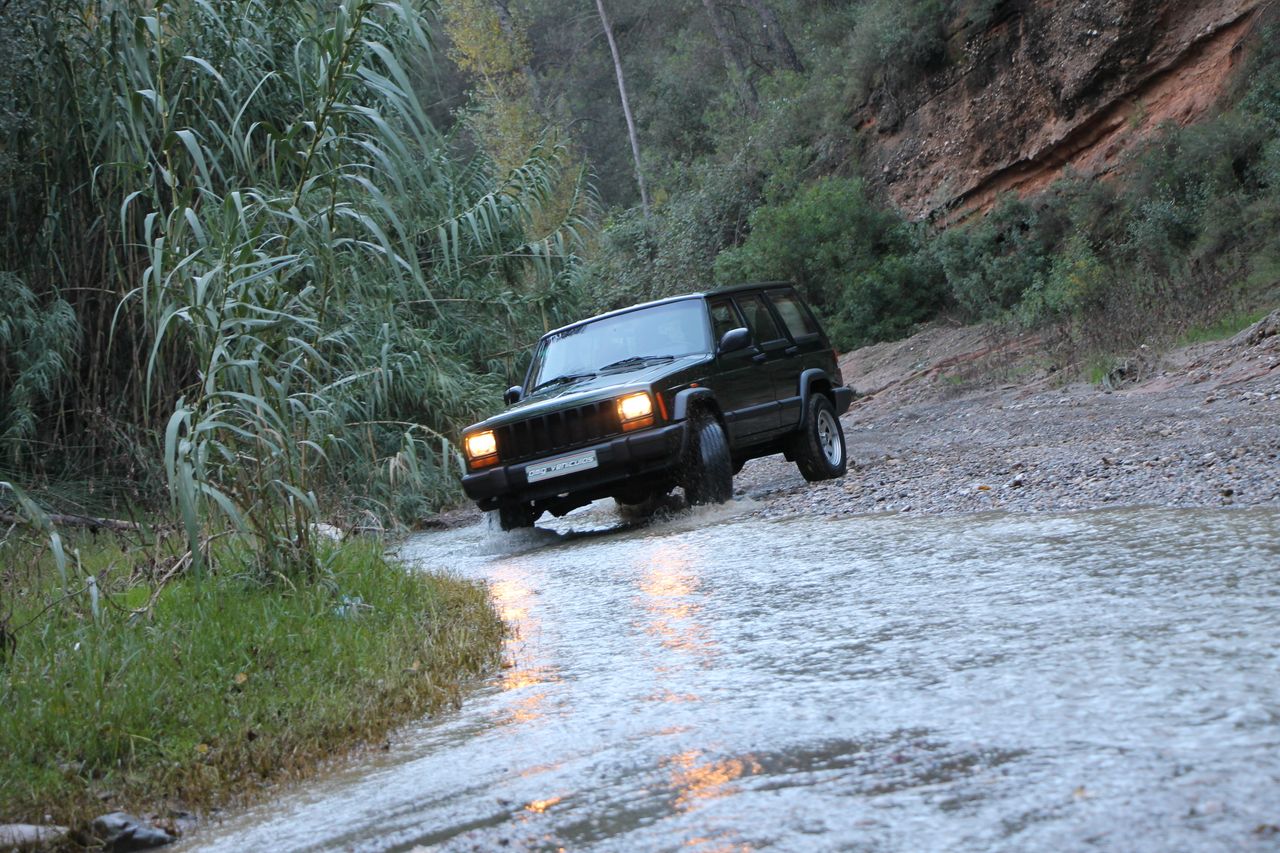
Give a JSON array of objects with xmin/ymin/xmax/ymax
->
[{"xmin": 462, "ymin": 421, "xmax": 689, "ymax": 510}]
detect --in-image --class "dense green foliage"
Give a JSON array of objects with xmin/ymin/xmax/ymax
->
[
  {"xmin": 0, "ymin": 532, "xmax": 502, "ymax": 826},
  {"xmin": 0, "ymin": 0, "xmax": 589, "ymax": 571},
  {"xmin": 715, "ymin": 177, "xmax": 943, "ymax": 346}
]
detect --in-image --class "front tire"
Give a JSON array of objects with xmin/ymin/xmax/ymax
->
[
  {"xmin": 682, "ymin": 416, "xmax": 733, "ymax": 506},
  {"xmin": 792, "ymin": 394, "xmax": 847, "ymax": 482},
  {"xmin": 497, "ymin": 503, "xmax": 539, "ymax": 531}
]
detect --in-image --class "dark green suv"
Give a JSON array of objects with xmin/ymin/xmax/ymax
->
[{"xmin": 461, "ymin": 283, "xmax": 854, "ymax": 529}]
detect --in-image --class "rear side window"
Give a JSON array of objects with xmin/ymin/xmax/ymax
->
[
  {"xmin": 768, "ymin": 290, "xmax": 821, "ymax": 339},
  {"xmin": 736, "ymin": 294, "xmax": 785, "ymax": 343},
  {"xmin": 708, "ymin": 298, "xmax": 742, "ymax": 344}
]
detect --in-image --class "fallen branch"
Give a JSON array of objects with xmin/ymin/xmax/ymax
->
[{"xmin": 0, "ymin": 510, "xmax": 142, "ymax": 533}]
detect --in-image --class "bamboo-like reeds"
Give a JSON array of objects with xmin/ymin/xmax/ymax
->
[{"xmin": 0, "ymin": 0, "xmax": 591, "ymax": 576}]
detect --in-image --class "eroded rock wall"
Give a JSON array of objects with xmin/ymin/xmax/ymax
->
[{"xmin": 861, "ymin": 0, "xmax": 1270, "ymax": 222}]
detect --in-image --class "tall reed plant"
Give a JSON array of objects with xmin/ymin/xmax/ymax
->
[{"xmin": 0, "ymin": 0, "xmax": 590, "ymax": 576}]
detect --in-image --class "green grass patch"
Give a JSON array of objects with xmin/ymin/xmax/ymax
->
[
  {"xmin": 1085, "ymin": 354, "xmax": 1121, "ymax": 386},
  {"xmin": 1176, "ymin": 309, "xmax": 1272, "ymax": 345},
  {"xmin": 0, "ymin": 531, "xmax": 503, "ymax": 829}
]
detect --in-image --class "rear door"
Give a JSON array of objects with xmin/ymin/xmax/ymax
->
[{"xmin": 765, "ymin": 287, "xmax": 828, "ymax": 429}]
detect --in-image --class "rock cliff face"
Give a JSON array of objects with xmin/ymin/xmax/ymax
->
[{"xmin": 860, "ymin": 0, "xmax": 1271, "ymax": 222}]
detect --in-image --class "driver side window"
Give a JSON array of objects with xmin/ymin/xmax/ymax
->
[{"xmin": 709, "ymin": 298, "xmax": 742, "ymax": 345}]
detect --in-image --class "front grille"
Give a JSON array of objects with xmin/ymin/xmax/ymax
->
[{"xmin": 496, "ymin": 400, "xmax": 621, "ymax": 463}]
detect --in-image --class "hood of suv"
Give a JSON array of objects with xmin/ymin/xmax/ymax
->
[{"xmin": 474, "ymin": 353, "xmax": 710, "ymax": 430}]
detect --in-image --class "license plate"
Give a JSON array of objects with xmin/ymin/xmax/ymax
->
[{"xmin": 526, "ymin": 450, "xmax": 598, "ymax": 483}]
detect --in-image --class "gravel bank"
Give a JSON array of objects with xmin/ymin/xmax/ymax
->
[{"xmin": 738, "ymin": 313, "xmax": 1280, "ymax": 520}]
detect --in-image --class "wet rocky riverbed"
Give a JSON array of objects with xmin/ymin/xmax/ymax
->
[{"xmin": 182, "ymin": 502, "xmax": 1280, "ymax": 851}]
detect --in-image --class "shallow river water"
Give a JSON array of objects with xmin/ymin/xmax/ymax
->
[{"xmin": 185, "ymin": 503, "xmax": 1280, "ymax": 852}]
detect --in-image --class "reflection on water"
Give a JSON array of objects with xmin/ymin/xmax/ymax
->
[
  {"xmin": 664, "ymin": 750, "xmax": 762, "ymax": 812},
  {"xmin": 182, "ymin": 505, "xmax": 1280, "ymax": 852},
  {"xmin": 491, "ymin": 567, "xmax": 559, "ymax": 729},
  {"xmin": 636, "ymin": 544, "xmax": 717, "ymax": 664},
  {"xmin": 524, "ymin": 796, "xmax": 563, "ymax": 814}
]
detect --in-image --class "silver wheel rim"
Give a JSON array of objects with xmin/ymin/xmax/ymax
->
[{"xmin": 816, "ymin": 409, "xmax": 842, "ymax": 466}]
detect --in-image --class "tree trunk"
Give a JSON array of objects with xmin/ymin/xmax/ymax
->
[
  {"xmin": 595, "ymin": 0, "xmax": 650, "ymax": 217},
  {"xmin": 747, "ymin": 0, "xmax": 803, "ymax": 73},
  {"xmin": 700, "ymin": 0, "xmax": 758, "ymax": 114}
]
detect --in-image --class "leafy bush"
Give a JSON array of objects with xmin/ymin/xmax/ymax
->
[{"xmin": 715, "ymin": 177, "xmax": 944, "ymax": 348}]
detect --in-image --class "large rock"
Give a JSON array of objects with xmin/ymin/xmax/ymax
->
[
  {"xmin": 0, "ymin": 824, "xmax": 69, "ymax": 849},
  {"xmin": 91, "ymin": 813, "xmax": 175, "ymax": 851}
]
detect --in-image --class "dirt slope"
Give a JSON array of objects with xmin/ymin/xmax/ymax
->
[{"xmin": 860, "ymin": 0, "xmax": 1271, "ymax": 221}]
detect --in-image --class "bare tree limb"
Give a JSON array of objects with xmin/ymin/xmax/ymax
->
[
  {"xmin": 595, "ymin": 0, "xmax": 650, "ymax": 217},
  {"xmin": 0, "ymin": 510, "xmax": 142, "ymax": 532}
]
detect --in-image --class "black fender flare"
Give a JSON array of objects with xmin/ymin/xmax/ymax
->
[
  {"xmin": 798, "ymin": 368, "xmax": 854, "ymax": 416},
  {"xmin": 798, "ymin": 368, "xmax": 831, "ymax": 408},
  {"xmin": 671, "ymin": 387, "xmax": 718, "ymax": 422}
]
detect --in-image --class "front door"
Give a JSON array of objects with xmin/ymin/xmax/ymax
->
[
  {"xmin": 729, "ymin": 292, "xmax": 790, "ymax": 436},
  {"xmin": 708, "ymin": 296, "xmax": 777, "ymax": 441}
]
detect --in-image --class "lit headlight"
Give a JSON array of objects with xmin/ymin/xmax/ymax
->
[
  {"xmin": 617, "ymin": 392, "xmax": 655, "ymax": 430},
  {"xmin": 464, "ymin": 430, "xmax": 498, "ymax": 466}
]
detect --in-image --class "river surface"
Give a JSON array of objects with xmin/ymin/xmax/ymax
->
[{"xmin": 185, "ymin": 503, "xmax": 1280, "ymax": 851}]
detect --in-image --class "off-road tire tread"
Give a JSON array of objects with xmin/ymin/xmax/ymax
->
[
  {"xmin": 793, "ymin": 395, "xmax": 847, "ymax": 482},
  {"xmin": 683, "ymin": 417, "xmax": 733, "ymax": 505}
]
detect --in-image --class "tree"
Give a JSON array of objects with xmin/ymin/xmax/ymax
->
[
  {"xmin": 595, "ymin": 0, "xmax": 650, "ymax": 217},
  {"xmin": 700, "ymin": 0, "xmax": 758, "ymax": 114},
  {"xmin": 747, "ymin": 0, "xmax": 802, "ymax": 73}
]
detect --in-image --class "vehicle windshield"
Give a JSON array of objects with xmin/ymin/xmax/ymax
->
[{"xmin": 529, "ymin": 300, "xmax": 711, "ymax": 390}]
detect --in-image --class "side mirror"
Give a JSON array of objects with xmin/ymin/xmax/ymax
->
[
  {"xmin": 503, "ymin": 385, "xmax": 524, "ymax": 405},
  {"xmin": 718, "ymin": 327, "xmax": 752, "ymax": 355}
]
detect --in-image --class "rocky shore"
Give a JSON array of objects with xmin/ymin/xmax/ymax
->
[{"xmin": 737, "ymin": 312, "xmax": 1280, "ymax": 520}]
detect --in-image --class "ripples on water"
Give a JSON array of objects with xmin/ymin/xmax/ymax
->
[{"xmin": 183, "ymin": 504, "xmax": 1280, "ymax": 852}]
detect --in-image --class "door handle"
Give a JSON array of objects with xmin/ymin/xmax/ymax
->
[
  {"xmin": 751, "ymin": 352, "xmax": 769, "ymax": 364},
  {"xmin": 784, "ymin": 346, "xmax": 800, "ymax": 356}
]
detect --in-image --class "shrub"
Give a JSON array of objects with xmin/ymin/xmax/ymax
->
[{"xmin": 715, "ymin": 176, "xmax": 944, "ymax": 348}]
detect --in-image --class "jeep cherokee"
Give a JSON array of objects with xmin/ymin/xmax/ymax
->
[{"xmin": 461, "ymin": 283, "xmax": 854, "ymax": 529}]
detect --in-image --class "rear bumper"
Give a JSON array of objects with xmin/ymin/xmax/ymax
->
[
  {"xmin": 462, "ymin": 421, "xmax": 689, "ymax": 510},
  {"xmin": 833, "ymin": 386, "xmax": 854, "ymax": 415}
]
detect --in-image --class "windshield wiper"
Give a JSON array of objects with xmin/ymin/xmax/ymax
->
[
  {"xmin": 533, "ymin": 371, "xmax": 597, "ymax": 391},
  {"xmin": 599, "ymin": 354, "xmax": 676, "ymax": 372}
]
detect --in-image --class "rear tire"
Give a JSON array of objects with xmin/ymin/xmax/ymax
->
[
  {"xmin": 682, "ymin": 416, "xmax": 733, "ymax": 505},
  {"xmin": 791, "ymin": 394, "xmax": 847, "ymax": 482},
  {"xmin": 497, "ymin": 503, "xmax": 539, "ymax": 531}
]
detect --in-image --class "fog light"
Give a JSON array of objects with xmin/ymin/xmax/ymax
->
[{"xmin": 617, "ymin": 392, "xmax": 655, "ymax": 430}]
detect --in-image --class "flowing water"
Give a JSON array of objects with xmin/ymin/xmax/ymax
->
[{"xmin": 183, "ymin": 503, "xmax": 1280, "ymax": 851}]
